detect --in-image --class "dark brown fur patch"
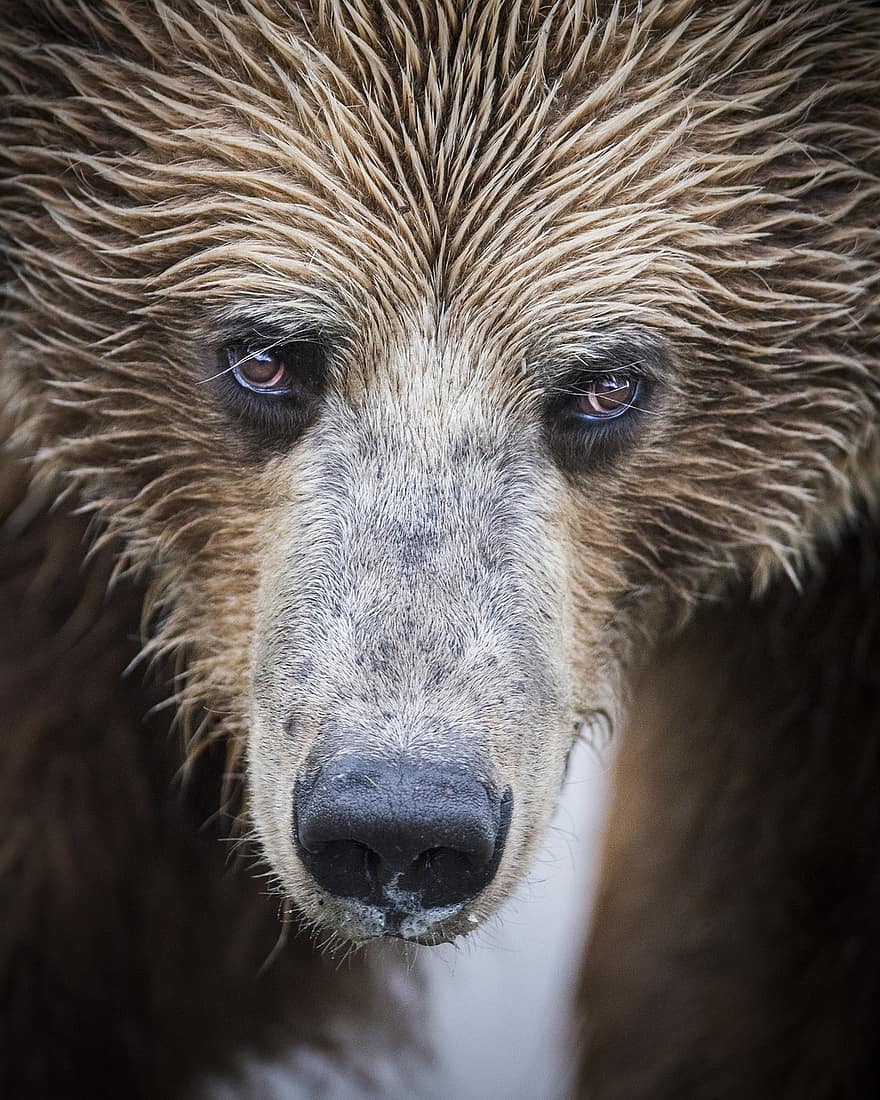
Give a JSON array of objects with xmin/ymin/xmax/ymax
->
[
  {"xmin": 0, "ymin": 441, "xmax": 421, "ymax": 1096},
  {"xmin": 580, "ymin": 518, "xmax": 880, "ymax": 1099}
]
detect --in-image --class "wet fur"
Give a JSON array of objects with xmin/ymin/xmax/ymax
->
[
  {"xmin": 1, "ymin": 1, "xmax": 879, "ymax": 1096},
  {"xmin": 581, "ymin": 517, "xmax": 880, "ymax": 1098},
  {"xmin": 0, "ymin": 443, "xmax": 421, "ymax": 1096}
]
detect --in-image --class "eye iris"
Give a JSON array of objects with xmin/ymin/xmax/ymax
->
[
  {"xmin": 231, "ymin": 347, "xmax": 288, "ymax": 391},
  {"xmin": 576, "ymin": 373, "xmax": 637, "ymax": 419}
]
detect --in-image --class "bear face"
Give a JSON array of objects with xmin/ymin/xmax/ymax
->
[{"xmin": 1, "ymin": 2, "xmax": 878, "ymax": 944}]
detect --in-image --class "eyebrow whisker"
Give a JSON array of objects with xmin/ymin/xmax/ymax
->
[
  {"xmin": 554, "ymin": 388, "xmax": 660, "ymax": 418},
  {"xmin": 196, "ymin": 334, "xmax": 292, "ymax": 386}
]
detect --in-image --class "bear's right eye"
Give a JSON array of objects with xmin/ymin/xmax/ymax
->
[
  {"xmin": 230, "ymin": 346, "xmax": 293, "ymax": 393},
  {"xmin": 214, "ymin": 336, "xmax": 328, "ymax": 449},
  {"xmin": 226, "ymin": 339, "xmax": 326, "ymax": 396}
]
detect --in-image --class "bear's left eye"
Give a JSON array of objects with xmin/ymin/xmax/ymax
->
[{"xmin": 545, "ymin": 364, "xmax": 650, "ymax": 472}]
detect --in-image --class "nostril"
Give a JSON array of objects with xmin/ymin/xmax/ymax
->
[
  {"xmin": 403, "ymin": 846, "xmax": 451, "ymax": 888},
  {"xmin": 419, "ymin": 846, "xmax": 445, "ymax": 871},
  {"xmin": 399, "ymin": 845, "xmax": 485, "ymax": 908},
  {"xmin": 293, "ymin": 755, "xmax": 512, "ymax": 916},
  {"xmin": 297, "ymin": 838, "xmax": 384, "ymax": 903}
]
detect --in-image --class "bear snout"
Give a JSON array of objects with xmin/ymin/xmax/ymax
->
[{"xmin": 293, "ymin": 754, "xmax": 512, "ymax": 933}]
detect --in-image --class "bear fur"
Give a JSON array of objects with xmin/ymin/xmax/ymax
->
[
  {"xmin": 580, "ymin": 517, "xmax": 880, "ymax": 1098},
  {"xmin": 0, "ymin": 435, "xmax": 422, "ymax": 1096},
  {"xmin": 2, "ymin": 2, "xmax": 879, "ymax": 1098}
]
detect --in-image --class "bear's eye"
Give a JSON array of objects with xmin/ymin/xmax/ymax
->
[
  {"xmin": 571, "ymin": 372, "xmax": 640, "ymax": 420},
  {"xmin": 227, "ymin": 340, "xmax": 324, "ymax": 396},
  {"xmin": 213, "ymin": 335, "xmax": 329, "ymax": 452},
  {"xmin": 545, "ymin": 364, "xmax": 650, "ymax": 473}
]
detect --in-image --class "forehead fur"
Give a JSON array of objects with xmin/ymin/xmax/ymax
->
[{"xmin": 1, "ymin": 0, "xmax": 878, "ymax": 349}]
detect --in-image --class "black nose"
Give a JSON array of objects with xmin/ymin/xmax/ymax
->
[{"xmin": 293, "ymin": 755, "xmax": 512, "ymax": 914}]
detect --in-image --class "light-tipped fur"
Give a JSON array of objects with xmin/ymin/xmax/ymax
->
[{"xmin": 1, "ymin": 0, "xmax": 879, "ymax": 1090}]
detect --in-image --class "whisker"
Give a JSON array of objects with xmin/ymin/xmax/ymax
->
[{"xmin": 196, "ymin": 333, "xmax": 291, "ymax": 385}]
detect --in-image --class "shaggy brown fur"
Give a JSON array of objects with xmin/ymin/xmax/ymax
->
[
  {"xmin": 0, "ymin": 432, "xmax": 420, "ymax": 1096},
  {"xmin": 1, "ymin": 0, "xmax": 879, "ymax": 1095},
  {"xmin": 580, "ymin": 518, "xmax": 880, "ymax": 1098}
]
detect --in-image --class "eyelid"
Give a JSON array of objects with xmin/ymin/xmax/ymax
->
[
  {"xmin": 533, "ymin": 328, "xmax": 670, "ymax": 389},
  {"xmin": 551, "ymin": 357, "xmax": 655, "ymax": 394},
  {"xmin": 215, "ymin": 312, "xmax": 342, "ymax": 358}
]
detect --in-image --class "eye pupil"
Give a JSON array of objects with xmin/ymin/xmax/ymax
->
[{"xmin": 576, "ymin": 373, "xmax": 637, "ymax": 419}]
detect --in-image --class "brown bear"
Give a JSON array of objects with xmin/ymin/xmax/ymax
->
[{"xmin": 1, "ymin": 2, "xmax": 878, "ymax": 1098}]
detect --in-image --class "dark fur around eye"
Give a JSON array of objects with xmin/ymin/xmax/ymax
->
[
  {"xmin": 212, "ymin": 335, "xmax": 328, "ymax": 452},
  {"xmin": 545, "ymin": 376, "xmax": 650, "ymax": 472},
  {"xmin": 540, "ymin": 329, "xmax": 667, "ymax": 474}
]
